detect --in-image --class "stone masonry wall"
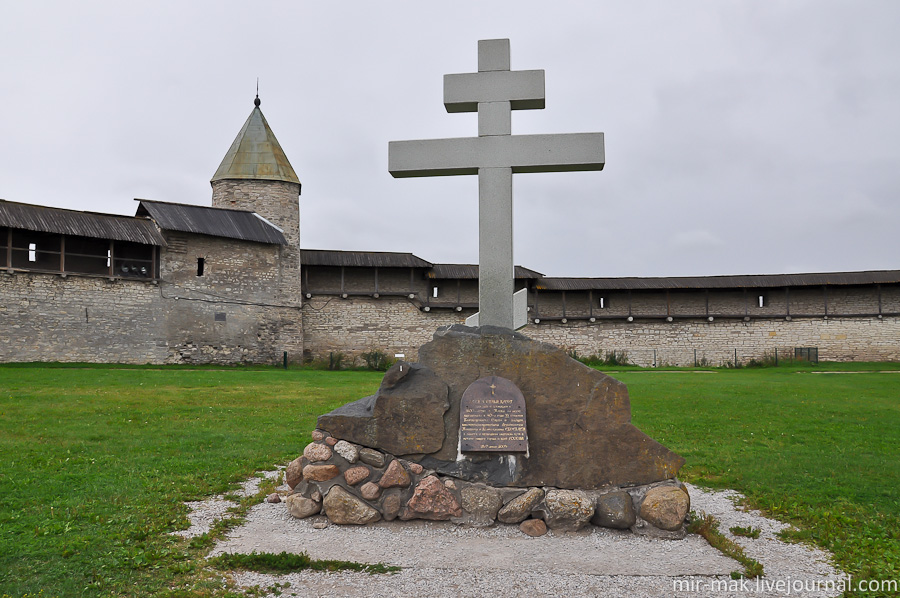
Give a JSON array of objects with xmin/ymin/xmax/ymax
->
[
  {"xmin": 0, "ymin": 231, "xmax": 304, "ymax": 365},
  {"xmin": 301, "ymin": 292, "xmax": 900, "ymax": 366},
  {"xmin": 160, "ymin": 231, "xmax": 302, "ymax": 363},
  {"xmin": 0, "ymin": 271, "xmax": 167, "ymax": 363},
  {"xmin": 302, "ymin": 295, "xmax": 465, "ymax": 362},
  {"xmin": 525, "ymin": 316, "xmax": 900, "ymax": 366},
  {"xmin": 211, "ymin": 179, "xmax": 301, "ymax": 249}
]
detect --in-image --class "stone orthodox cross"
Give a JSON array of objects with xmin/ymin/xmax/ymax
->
[{"xmin": 389, "ymin": 39, "xmax": 605, "ymax": 329}]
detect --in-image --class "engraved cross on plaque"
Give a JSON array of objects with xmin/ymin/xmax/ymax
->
[{"xmin": 389, "ymin": 39, "xmax": 605, "ymax": 329}]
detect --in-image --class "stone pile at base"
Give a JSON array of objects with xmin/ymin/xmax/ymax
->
[
  {"xmin": 285, "ymin": 325, "xmax": 691, "ymax": 538},
  {"xmin": 285, "ymin": 432, "xmax": 691, "ymax": 538}
]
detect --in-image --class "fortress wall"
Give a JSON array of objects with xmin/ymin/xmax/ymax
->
[
  {"xmin": 300, "ymin": 289, "xmax": 899, "ymax": 367},
  {"xmin": 532, "ymin": 287, "xmax": 888, "ymax": 319},
  {"xmin": 0, "ymin": 271, "xmax": 167, "ymax": 364},
  {"xmin": 3, "ymin": 252, "xmax": 896, "ymax": 367},
  {"xmin": 159, "ymin": 232, "xmax": 302, "ymax": 363},
  {"xmin": 524, "ymin": 316, "xmax": 900, "ymax": 366},
  {"xmin": 301, "ymin": 295, "xmax": 465, "ymax": 363},
  {"xmin": 211, "ymin": 179, "xmax": 301, "ymax": 249},
  {"xmin": 305, "ymin": 266, "xmax": 422, "ymax": 294},
  {"xmin": 0, "ymin": 232, "xmax": 304, "ymax": 365}
]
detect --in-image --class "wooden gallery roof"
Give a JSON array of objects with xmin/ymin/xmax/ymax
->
[
  {"xmin": 536, "ymin": 271, "xmax": 900, "ymax": 292},
  {"xmin": 0, "ymin": 199, "xmax": 166, "ymax": 245},
  {"xmin": 136, "ymin": 200, "xmax": 287, "ymax": 245}
]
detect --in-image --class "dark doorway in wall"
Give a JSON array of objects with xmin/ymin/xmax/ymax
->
[{"xmin": 197, "ymin": 257, "xmax": 205, "ymax": 276}]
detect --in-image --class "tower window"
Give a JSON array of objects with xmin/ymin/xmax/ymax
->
[
  {"xmin": 197, "ymin": 257, "xmax": 205, "ymax": 276},
  {"xmin": 758, "ymin": 294, "xmax": 766, "ymax": 308},
  {"xmin": 433, "ymin": 286, "xmax": 439, "ymax": 298},
  {"xmin": 28, "ymin": 243, "xmax": 36, "ymax": 262},
  {"xmin": 599, "ymin": 296, "xmax": 606, "ymax": 309}
]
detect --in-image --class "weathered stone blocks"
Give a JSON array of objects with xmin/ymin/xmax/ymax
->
[
  {"xmin": 537, "ymin": 489, "xmax": 594, "ymax": 532},
  {"xmin": 334, "ymin": 440, "xmax": 359, "ymax": 463},
  {"xmin": 303, "ymin": 442, "xmax": 332, "ymax": 462},
  {"xmin": 640, "ymin": 485, "xmax": 690, "ymax": 532},
  {"xmin": 291, "ymin": 326, "xmax": 690, "ymax": 538},
  {"xmin": 592, "ymin": 490, "xmax": 636, "ymax": 529},
  {"xmin": 401, "ymin": 476, "xmax": 462, "ymax": 521},
  {"xmin": 302, "ymin": 463, "xmax": 340, "ymax": 482},
  {"xmin": 285, "ymin": 456, "xmax": 304, "ymax": 489},
  {"xmin": 318, "ymin": 325, "xmax": 684, "ymax": 489},
  {"xmin": 343, "ymin": 466, "xmax": 370, "ymax": 486},
  {"xmin": 497, "ymin": 488, "xmax": 544, "ymax": 524},
  {"xmin": 519, "ymin": 519, "xmax": 548, "ymax": 537},
  {"xmin": 316, "ymin": 362, "xmax": 450, "ymax": 455},
  {"xmin": 378, "ymin": 460, "xmax": 411, "ymax": 489},
  {"xmin": 284, "ymin": 436, "xmax": 689, "ymax": 537},
  {"xmin": 285, "ymin": 494, "xmax": 320, "ymax": 519},
  {"xmin": 455, "ymin": 485, "xmax": 503, "ymax": 527},
  {"xmin": 322, "ymin": 486, "xmax": 381, "ymax": 525}
]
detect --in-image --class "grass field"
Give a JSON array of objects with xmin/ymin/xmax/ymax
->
[{"xmin": 0, "ymin": 363, "xmax": 898, "ymax": 597}]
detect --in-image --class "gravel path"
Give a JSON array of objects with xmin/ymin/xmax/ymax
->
[{"xmin": 183, "ymin": 472, "xmax": 845, "ymax": 597}]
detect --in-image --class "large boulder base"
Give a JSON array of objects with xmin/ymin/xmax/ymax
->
[
  {"xmin": 317, "ymin": 363, "xmax": 449, "ymax": 455},
  {"xmin": 318, "ymin": 325, "xmax": 684, "ymax": 490}
]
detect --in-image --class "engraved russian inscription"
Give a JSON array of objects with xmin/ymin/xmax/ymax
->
[{"xmin": 460, "ymin": 375, "xmax": 527, "ymax": 452}]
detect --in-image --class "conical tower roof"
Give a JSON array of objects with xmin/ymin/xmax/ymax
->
[{"xmin": 211, "ymin": 97, "xmax": 300, "ymax": 184}]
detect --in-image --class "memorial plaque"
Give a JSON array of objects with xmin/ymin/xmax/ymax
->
[{"xmin": 460, "ymin": 375, "xmax": 528, "ymax": 452}]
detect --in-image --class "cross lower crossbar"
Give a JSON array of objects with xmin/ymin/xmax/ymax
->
[{"xmin": 388, "ymin": 133, "xmax": 605, "ymax": 178}]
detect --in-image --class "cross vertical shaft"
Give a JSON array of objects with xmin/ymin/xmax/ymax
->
[
  {"xmin": 476, "ymin": 41, "xmax": 515, "ymax": 328},
  {"xmin": 479, "ymin": 166, "xmax": 514, "ymax": 327}
]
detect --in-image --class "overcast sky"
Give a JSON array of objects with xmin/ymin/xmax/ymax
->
[{"xmin": 1, "ymin": 1, "xmax": 898, "ymax": 277}]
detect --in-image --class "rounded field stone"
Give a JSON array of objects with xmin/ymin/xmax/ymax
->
[
  {"xmin": 407, "ymin": 462, "xmax": 424, "ymax": 475},
  {"xmin": 592, "ymin": 490, "xmax": 636, "ymax": 529},
  {"xmin": 311, "ymin": 430, "xmax": 325, "ymax": 441},
  {"xmin": 360, "ymin": 482, "xmax": 381, "ymax": 501},
  {"xmin": 498, "ymin": 488, "xmax": 544, "ymax": 524},
  {"xmin": 285, "ymin": 494, "xmax": 320, "ymax": 519},
  {"xmin": 334, "ymin": 440, "xmax": 359, "ymax": 464},
  {"xmin": 459, "ymin": 485, "xmax": 502, "ymax": 527},
  {"xmin": 302, "ymin": 463, "xmax": 340, "ymax": 482},
  {"xmin": 303, "ymin": 442, "xmax": 333, "ymax": 463},
  {"xmin": 325, "ymin": 437, "xmax": 338, "ymax": 446},
  {"xmin": 265, "ymin": 493, "xmax": 281, "ymax": 504},
  {"xmin": 401, "ymin": 475, "xmax": 462, "ymax": 520},
  {"xmin": 358, "ymin": 448, "xmax": 386, "ymax": 468},
  {"xmin": 640, "ymin": 486, "xmax": 690, "ymax": 531},
  {"xmin": 285, "ymin": 456, "xmax": 304, "ymax": 489},
  {"xmin": 540, "ymin": 489, "xmax": 594, "ymax": 532},
  {"xmin": 343, "ymin": 465, "xmax": 370, "ymax": 486},
  {"xmin": 382, "ymin": 492, "xmax": 402, "ymax": 521},
  {"xmin": 378, "ymin": 459, "xmax": 411, "ymax": 488},
  {"xmin": 323, "ymin": 486, "xmax": 381, "ymax": 525},
  {"xmin": 520, "ymin": 518, "xmax": 548, "ymax": 537}
]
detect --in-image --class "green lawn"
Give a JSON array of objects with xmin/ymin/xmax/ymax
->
[
  {"xmin": 617, "ymin": 366, "xmax": 900, "ymax": 594},
  {"xmin": 0, "ymin": 363, "xmax": 898, "ymax": 597},
  {"xmin": 0, "ymin": 366, "xmax": 383, "ymax": 597}
]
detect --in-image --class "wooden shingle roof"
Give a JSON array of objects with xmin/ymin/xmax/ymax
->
[
  {"xmin": 136, "ymin": 200, "xmax": 287, "ymax": 245},
  {"xmin": 0, "ymin": 199, "xmax": 166, "ymax": 245}
]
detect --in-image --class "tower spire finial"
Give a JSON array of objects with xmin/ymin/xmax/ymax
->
[{"xmin": 254, "ymin": 78, "xmax": 260, "ymax": 107}]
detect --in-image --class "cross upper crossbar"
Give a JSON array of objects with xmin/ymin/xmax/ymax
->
[{"xmin": 388, "ymin": 39, "xmax": 605, "ymax": 329}]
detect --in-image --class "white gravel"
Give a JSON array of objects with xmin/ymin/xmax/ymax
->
[
  {"xmin": 170, "ymin": 468, "xmax": 283, "ymax": 538},
  {"xmin": 179, "ymin": 471, "xmax": 845, "ymax": 597}
]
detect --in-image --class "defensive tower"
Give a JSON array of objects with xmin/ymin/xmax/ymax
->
[{"xmin": 211, "ymin": 95, "xmax": 301, "ymax": 251}]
